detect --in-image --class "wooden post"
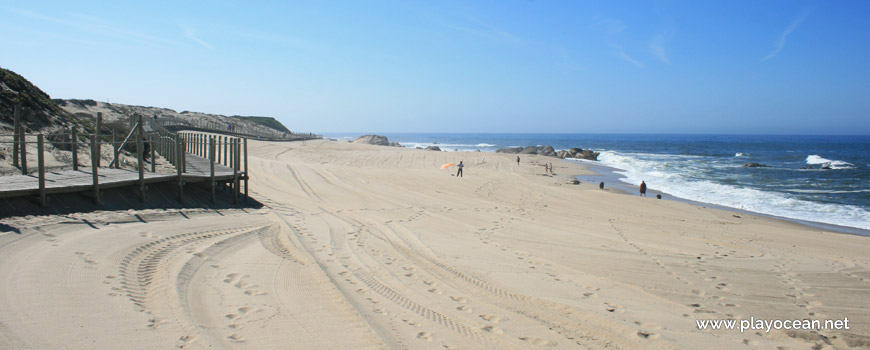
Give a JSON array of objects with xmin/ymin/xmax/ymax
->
[
  {"xmin": 95, "ymin": 112, "xmax": 102, "ymax": 167},
  {"xmin": 137, "ymin": 115, "xmax": 145, "ymax": 202},
  {"xmin": 112, "ymin": 129, "xmax": 119, "ymax": 169},
  {"xmin": 38, "ymin": 134, "xmax": 46, "ymax": 207},
  {"xmin": 223, "ymin": 136, "xmax": 228, "ymax": 166},
  {"xmin": 210, "ymin": 137, "xmax": 216, "ymax": 204},
  {"xmin": 182, "ymin": 139, "xmax": 186, "ymax": 173},
  {"xmin": 177, "ymin": 137, "xmax": 184, "ymax": 203},
  {"xmin": 71, "ymin": 127, "xmax": 78, "ymax": 171},
  {"xmin": 235, "ymin": 138, "xmax": 241, "ymax": 203},
  {"xmin": 150, "ymin": 134, "xmax": 156, "ymax": 173},
  {"xmin": 170, "ymin": 135, "xmax": 175, "ymax": 166},
  {"xmin": 13, "ymin": 104, "xmax": 20, "ymax": 168},
  {"xmin": 91, "ymin": 135, "xmax": 100, "ymax": 205},
  {"xmin": 244, "ymin": 137, "xmax": 248, "ymax": 202},
  {"xmin": 216, "ymin": 136, "xmax": 221, "ymax": 165},
  {"xmin": 20, "ymin": 129, "xmax": 27, "ymax": 175},
  {"xmin": 233, "ymin": 138, "xmax": 239, "ymax": 203}
]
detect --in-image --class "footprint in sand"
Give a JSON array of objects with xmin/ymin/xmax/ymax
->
[
  {"xmin": 225, "ymin": 314, "xmax": 240, "ymax": 320},
  {"xmin": 147, "ymin": 318, "xmax": 164, "ymax": 329},
  {"xmin": 374, "ymin": 308, "xmax": 387, "ymax": 315},
  {"xmin": 636, "ymin": 331, "xmax": 660, "ymax": 340},
  {"xmin": 224, "ymin": 273, "xmax": 241, "ymax": 283},
  {"xmin": 226, "ymin": 334, "xmax": 245, "ymax": 343},
  {"xmin": 519, "ymin": 337, "xmax": 551, "ymax": 346},
  {"xmin": 604, "ymin": 303, "xmax": 625, "ymax": 313},
  {"xmin": 634, "ymin": 321, "xmax": 662, "ymax": 330},
  {"xmin": 456, "ymin": 305, "xmax": 472, "ymax": 313},
  {"xmin": 479, "ymin": 314, "xmax": 502, "ymax": 323},
  {"xmin": 175, "ymin": 335, "xmax": 196, "ymax": 348},
  {"xmin": 428, "ymin": 288, "xmax": 442, "ymax": 294},
  {"xmin": 417, "ymin": 331, "xmax": 433, "ymax": 342},
  {"xmin": 244, "ymin": 289, "xmax": 264, "ymax": 296},
  {"xmin": 402, "ymin": 319, "xmax": 421, "ymax": 327},
  {"xmin": 481, "ymin": 326, "xmax": 504, "ymax": 334},
  {"xmin": 450, "ymin": 296, "xmax": 467, "ymax": 303}
]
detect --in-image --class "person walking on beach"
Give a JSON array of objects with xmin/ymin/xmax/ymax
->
[
  {"xmin": 456, "ymin": 161, "xmax": 464, "ymax": 177},
  {"xmin": 640, "ymin": 181, "xmax": 647, "ymax": 197},
  {"xmin": 517, "ymin": 156, "xmax": 521, "ymax": 166}
]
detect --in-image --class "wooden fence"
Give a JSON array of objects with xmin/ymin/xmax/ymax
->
[
  {"xmin": 154, "ymin": 116, "xmax": 320, "ymax": 141},
  {"xmin": 1, "ymin": 106, "xmax": 248, "ymax": 206}
]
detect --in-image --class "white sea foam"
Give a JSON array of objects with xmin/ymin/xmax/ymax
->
[
  {"xmin": 597, "ymin": 151, "xmax": 870, "ymax": 230},
  {"xmin": 735, "ymin": 152, "xmax": 746, "ymax": 157},
  {"xmin": 806, "ymin": 155, "xmax": 854, "ymax": 169},
  {"xmin": 399, "ymin": 142, "xmax": 496, "ymax": 151}
]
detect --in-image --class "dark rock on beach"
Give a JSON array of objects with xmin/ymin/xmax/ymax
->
[
  {"xmin": 496, "ymin": 145, "xmax": 599, "ymax": 161},
  {"xmin": 495, "ymin": 147, "xmax": 523, "ymax": 154},
  {"xmin": 425, "ymin": 146, "xmax": 442, "ymax": 151},
  {"xmin": 556, "ymin": 148, "xmax": 600, "ymax": 161}
]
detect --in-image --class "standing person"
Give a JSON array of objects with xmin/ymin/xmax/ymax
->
[
  {"xmin": 456, "ymin": 161, "xmax": 464, "ymax": 177},
  {"xmin": 517, "ymin": 156, "xmax": 521, "ymax": 166},
  {"xmin": 640, "ymin": 181, "xmax": 647, "ymax": 197}
]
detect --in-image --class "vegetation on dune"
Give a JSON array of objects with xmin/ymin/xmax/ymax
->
[
  {"xmin": 232, "ymin": 115, "xmax": 291, "ymax": 133},
  {"xmin": 0, "ymin": 67, "xmax": 75, "ymax": 132}
]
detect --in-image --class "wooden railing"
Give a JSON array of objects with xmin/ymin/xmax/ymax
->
[
  {"xmin": 2, "ymin": 107, "xmax": 248, "ymax": 206},
  {"xmin": 153, "ymin": 116, "xmax": 320, "ymax": 141}
]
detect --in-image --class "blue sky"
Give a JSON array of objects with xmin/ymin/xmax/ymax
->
[{"xmin": 2, "ymin": 1, "xmax": 868, "ymax": 134}]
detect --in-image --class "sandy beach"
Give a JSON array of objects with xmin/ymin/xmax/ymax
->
[{"xmin": 1, "ymin": 139, "xmax": 868, "ymax": 349}]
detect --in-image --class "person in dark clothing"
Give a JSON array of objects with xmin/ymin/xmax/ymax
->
[
  {"xmin": 640, "ymin": 181, "xmax": 647, "ymax": 197},
  {"xmin": 517, "ymin": 156, "xmax": 520, "ymax": 166},
  {"xmin": 456, "ymin": 161, "xmax": 464, "ymax": 177}
]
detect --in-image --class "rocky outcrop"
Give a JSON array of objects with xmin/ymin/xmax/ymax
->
[
  {"xmin": 425, "ymin": 146, "xmax": 442, "ymax": 151},
  {"xmin": 495, "ymin": 147, "xmax": 523, "ymax": 154},
  {"xmin": 556, "ymin": 148, "xmax": 600, "ymax": 161},
  {"xmin": 743, "ymin": 163, "xmax": 767, "ymax": 168},
  {"xmin": 496, "ymin": 145, "xmax": 599, "ymax": 161},
  {"xmin": 353, "ymin": 135, "xmax": 402, "ymax": 147}
]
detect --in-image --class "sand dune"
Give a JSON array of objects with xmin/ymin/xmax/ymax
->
[{"xmin": 1, "ymin": 139, "xmax": 868, "ymax": 349}]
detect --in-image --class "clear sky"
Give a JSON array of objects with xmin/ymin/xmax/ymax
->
[{"xmin": 2, "ymin": 1, "xmax": 868, "ymax": 134}]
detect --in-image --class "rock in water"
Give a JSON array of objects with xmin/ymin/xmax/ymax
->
[{"xmin": 742, "ymin": 163, "xmax": 767, "ymax": 167}]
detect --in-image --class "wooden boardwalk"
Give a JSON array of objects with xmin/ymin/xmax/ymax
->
[
  {"xmin": 2, "ymin": 112, "xmax": 250, "ymax": 206},
  {"xmin": 0, "ymin": 153, "xmax": 240, "ymax": 201}
]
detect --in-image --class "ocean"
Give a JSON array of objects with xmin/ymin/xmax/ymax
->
[{"xmin": 325, "ymin": 133, "xmax": 870, "ymax": 233}]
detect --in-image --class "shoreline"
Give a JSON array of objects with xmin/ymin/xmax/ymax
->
[{"xmin": 568, "ymin": 158, "xmax": 870, "ymax": 237}]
